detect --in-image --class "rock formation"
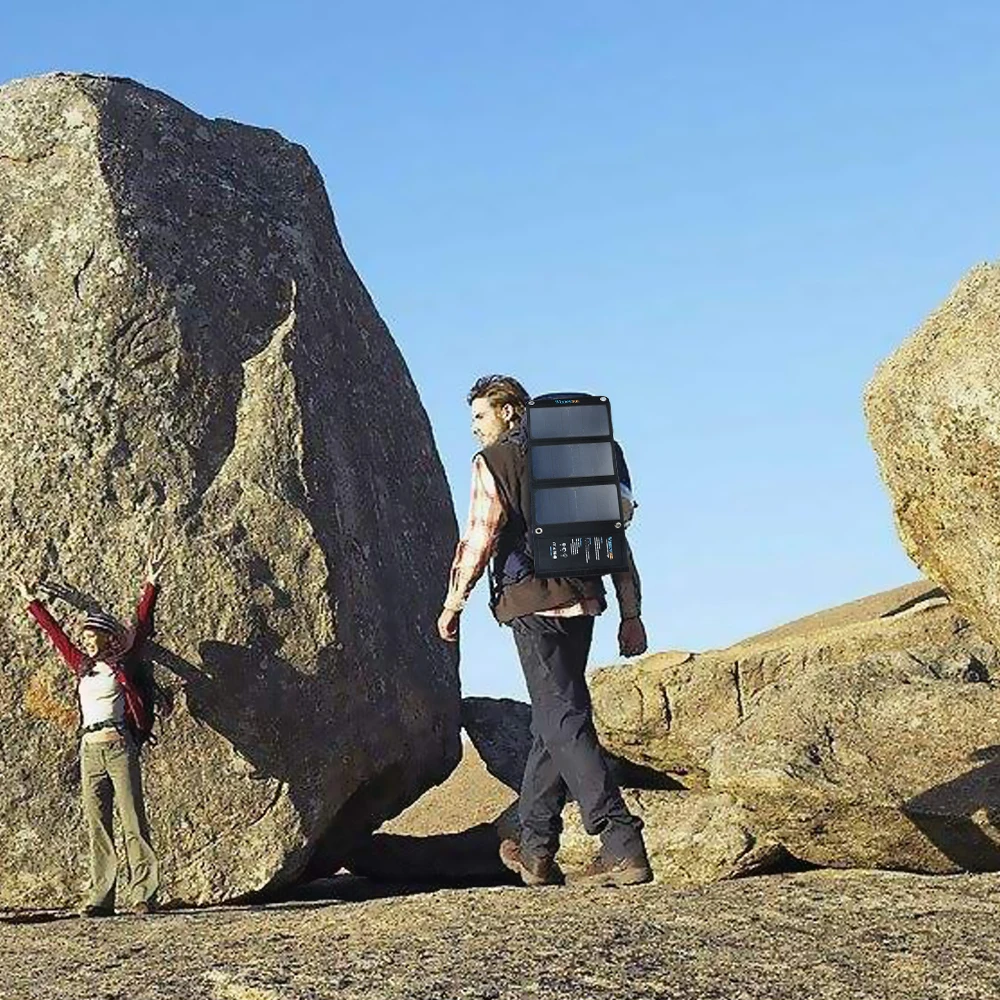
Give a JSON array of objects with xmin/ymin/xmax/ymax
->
[
  {"xmin": 865, "ymin": 264, "xmax": 1000, "ymax": 647},
  {"xmin": 348, "ymin": 584, "xmax": 1000, "ymax": 883},
  {"xmin": 589, "ymin": 581, "xmax": 966, "ymax": 781},
  {"xmin": 0, "ymin": 73, "xmax": 461, "ymax": 907}
]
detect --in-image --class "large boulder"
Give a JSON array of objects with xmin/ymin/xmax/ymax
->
[
  {"xmin": 865, "ymin": 264, "xmax": 1000, "ymax": 646},
  {"xmin": 707, "ymin": 650, "xmax": 1000, "ymax": 873},
  {"xmin": 591, "ymin": 583, "xmax": 1000, "ymax": 873},
  {"xmin": 0, "ymin": 73, "xmax": 461, "ymax": 907},
  {"xmin": 589, "ymin": 581, "xmax": 964, "ymax": 781},
  {"xmin": 557, "ymin": 789, "xmax": 786, "ymax": 885},
  {"xmin": 461, "ymin": 697, "xmax": 534, "ymax": 791}
]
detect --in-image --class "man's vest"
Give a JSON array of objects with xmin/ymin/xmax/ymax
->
[{"xmin": 480, "ymin": 426, "xmax": 607, "ymax": 624}]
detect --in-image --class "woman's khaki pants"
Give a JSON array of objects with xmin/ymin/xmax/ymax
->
[{"xmin": 80, "ymin": 736, "xmax": 159, "ymax": 910}]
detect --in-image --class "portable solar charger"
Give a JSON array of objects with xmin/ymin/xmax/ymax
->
[{"xmin": 527, "ymin": 393, "xmax": 629, "ymax": 578}]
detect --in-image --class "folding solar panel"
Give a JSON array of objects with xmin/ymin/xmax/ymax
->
[{"xmin": 527, "ymin": 393, "xmax": 628, "ymax": 578}]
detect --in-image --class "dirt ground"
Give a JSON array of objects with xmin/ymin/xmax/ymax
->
[{"xmin": 2, "ymin": 868, "xmax": 999, "ymax": 1000}]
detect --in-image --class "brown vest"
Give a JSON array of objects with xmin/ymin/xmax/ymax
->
[{"xmin": 480, "ymin": 427, "xmax": 606, "ymax": 624}]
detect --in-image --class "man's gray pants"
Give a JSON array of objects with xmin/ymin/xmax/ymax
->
[{"xmin": 511, "ymin": 613, "xmax": 644, "ymax": 861}]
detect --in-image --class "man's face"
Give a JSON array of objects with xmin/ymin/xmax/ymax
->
[{"xmin": 471, "ymin": 397, "xmax": 512, "ymax": 447}]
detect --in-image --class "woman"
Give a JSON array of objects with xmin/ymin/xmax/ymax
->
[{"xmin": 17, "ymin": 536, "xmax": 165, "ymax": 917}]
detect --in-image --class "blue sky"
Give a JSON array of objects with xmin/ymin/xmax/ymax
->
[{"xmin": 4, "ymin": 2, "xmax": 999, "ymax": 699}]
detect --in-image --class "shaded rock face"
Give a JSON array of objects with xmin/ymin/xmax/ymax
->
[
  {"xmin": 461, "ymin": 698, "xmax": 533, "ymax": 791},
  {"xmin": 865, "ymin": 264, "xmax": 1000, "ymax": 648},
  {"xmin": 0, "ymin": 74, "xmax": 461, "ymax": 906},
  {"xmin": 462, "ymin": 695, "xmax": 677, "ymax": 795}
]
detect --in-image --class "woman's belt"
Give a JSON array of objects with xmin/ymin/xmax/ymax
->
[{"xmin": 80, "ymin": 719, "xmax": 126, "ymax": 736}]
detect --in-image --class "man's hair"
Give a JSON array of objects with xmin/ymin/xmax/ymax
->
[{"xmin": 467, "ymin": 374, "xmax": 530, "ymax": 425}]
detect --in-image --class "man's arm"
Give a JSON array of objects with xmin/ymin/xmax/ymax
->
[
  {"xmin": 438, "ymin": 456, "xmax": 506, "ymax": 640},
  {"xmin": 444, "ymin": 455, "xmax": 506, "ymax": 610},
  {"xmin": 612, "ymin": 537, "xmax": 647, "ymax": 657},
  {"xmin": 611, "ymin": 536, "xmax": 642, "ymax": 620}
]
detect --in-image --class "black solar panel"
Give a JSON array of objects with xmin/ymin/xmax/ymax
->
[
  {"xmin": 531, "ymin": 441, "xmax": 616, "ymax": 480},
  {"xmin": 527, "ymin": 393, "xmax": 628, "ymax": 578}
]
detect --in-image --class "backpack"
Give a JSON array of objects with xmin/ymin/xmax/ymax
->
[{"xmin": 526, "ymin": 392, "xmax": 631, "ymax": 579}]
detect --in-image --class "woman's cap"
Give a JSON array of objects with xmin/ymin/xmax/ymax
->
[{"xmin": 83, "ymin": 611, "xmax": 120, "ymax": 635}]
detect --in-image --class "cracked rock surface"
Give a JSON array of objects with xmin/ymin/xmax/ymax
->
[
  {"xmin": 589, "ymin": 581, "xmax": 1000, "ymax": 874},
  {"xmin": 0, "ymin": 73, "xmax": 461, "ymax": 907}
]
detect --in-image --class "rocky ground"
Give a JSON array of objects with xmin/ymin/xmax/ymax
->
[{"xmin": 2, "ymin": 869, "xmax": 1000, "ymax": 1000}]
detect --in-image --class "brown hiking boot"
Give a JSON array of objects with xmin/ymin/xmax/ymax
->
[
  {"xmin": 499, "ymin": 839, "xmax": 565, "ymax": 887},
  {"xmin": 567, "ymin": 846, "xmax": 654, "ymax": 887},
  {"xmin": 132, "ymin": 900, "xmax": 157, "ymax": 915}
]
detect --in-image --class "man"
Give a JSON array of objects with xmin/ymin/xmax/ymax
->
[{"xmin": 437, "ymin": 375, "xmax": 652, "ymax": 887}]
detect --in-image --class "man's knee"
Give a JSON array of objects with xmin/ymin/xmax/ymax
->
[{"xmin": 538, "ymin": 705, "xmax": 598, "ymax": 752}]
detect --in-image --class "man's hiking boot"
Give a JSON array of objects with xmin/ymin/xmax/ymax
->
[
  {"xmin": 567, "ymin": 846, "xmax": 654, "ymax": 887},
  {"xmin": 79, "ymin": 903, "xmax": 115, "ymax": 918},
  {"xmin": 499, "ymin": 839, "xmax": 564, "ymax": 887},
  {"xmin": 132, "ymin": 900, "xmax": 157, "ymax": 915}
]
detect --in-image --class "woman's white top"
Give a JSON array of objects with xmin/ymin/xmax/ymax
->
[{"xmin": 78, "ymin": 660, "xmax": 125, "ymax": 730}]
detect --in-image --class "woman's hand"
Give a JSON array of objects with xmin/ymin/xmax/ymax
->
[
  {"xmin": 14, "ymin": 576, "xmax": 35, "ymax": 603},
  {"xmin": 144, "ymin": 531, "xmax": 167, "ymax": 585}
]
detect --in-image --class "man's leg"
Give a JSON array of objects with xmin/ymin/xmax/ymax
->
[
  {"xmin": 106, "ymin": 739, "xmax": 159, "ymax": 909},
  {"xmin": 81, "ymin": 744, "xmax": 117, "ymax": 912},
  {"xmin": 517, "ymin": 724, "xmax": 568, "ymax": 860},
  {"xmin": 513, "ymin": 614, "xmax": 646, "ymax": 865}
]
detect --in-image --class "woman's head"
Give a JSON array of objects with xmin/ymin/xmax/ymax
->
[{"xmin": 80, "ymin": 611, "xmax": 124, "ymax": 658}]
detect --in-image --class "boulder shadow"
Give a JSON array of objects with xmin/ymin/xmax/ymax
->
[
  {"xmin": 341, "ymin": 826, "xmax": 519, "ymax": 887},
  {"xmin": 151, "ymin": 635, "xmax": 337, "ymax": 813},
  {"xmin": 902, "ymin": 745, "xmax": 1000, "ymax": 871}
]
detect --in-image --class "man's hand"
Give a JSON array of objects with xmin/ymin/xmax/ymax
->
[
  {"xmin": 144, "ymin": 530, "xmax": 167, "ymax": 585},
  {"xmin": 437, "ymin": 607, "xmax": 461, "ymax": 643},
  {"xmin": 14, "ymin": 576, "xmax": 35, "ymax": 603},
  {"xmin": 618, "ymin": 617, "xmax": 647, "ymax": 658}
]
